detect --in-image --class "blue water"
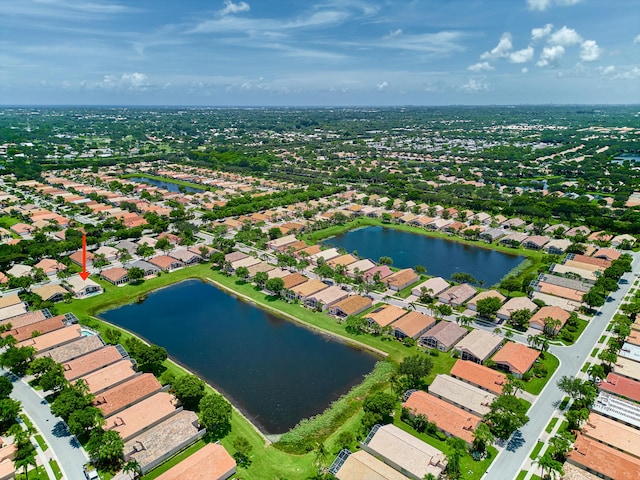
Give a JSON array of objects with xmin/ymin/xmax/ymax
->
[
  {"xmin": 325, "ymin": 226, "xmax": 524, "ymax": 286},
  {"xmin": 100, "ymin": 279, "xmax": 378, "ymax": 434},
  {"xmin": 129, "ymin": 176, "xmax": 205, "ymax": 193},
  {"xmin": 612, "ymin": 154, "xmax": 640, "ymax": 164}
]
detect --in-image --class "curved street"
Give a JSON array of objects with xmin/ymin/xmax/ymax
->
[{"xmin": 5, "ymin": 370, "xmax": 89, "ymax": 480}]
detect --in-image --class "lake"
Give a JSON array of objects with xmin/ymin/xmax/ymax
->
[
  {"xmin": 612, "ymin": 154, "xmax": 640, "ymax": 164},
  {"xmin": 325, "ymin": 226, "xmax": 524, "ymax": 286},
  {"xmin": 100, "ymin": 279, "xmax": 378, "ymax": 434},
  {"xmin": 129, "ymin": 176, "xmax": 206, "ymax": 193}
]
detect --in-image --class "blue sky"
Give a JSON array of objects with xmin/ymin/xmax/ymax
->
[{"xmin": 2, "ymin": 0, "xmax": 639, "ymax": 105}]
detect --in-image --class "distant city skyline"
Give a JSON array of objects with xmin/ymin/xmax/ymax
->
[{"xmin": 2, "ymin": 0, "xmax": 640, "ymax": 106}]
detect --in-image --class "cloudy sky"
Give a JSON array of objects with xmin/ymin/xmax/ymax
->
[{"xmin": 2, "ymin": 0, "xmax": 639, "ymax": 105}]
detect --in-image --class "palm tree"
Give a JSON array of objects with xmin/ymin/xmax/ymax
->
[
  {"xmin": 15, "ymin": 454, "xmax": 37, "ymax": 480},
  {"xmin": 123, "ymin": 458, "xmax": 142, "ymax": 479},
  {"xmin": 313, "ymin": 442, "xmax": 329, "ymax": 471},
  {"xmin": 533, "ymin": 452, "xmax": 564, "ymax": 480}
]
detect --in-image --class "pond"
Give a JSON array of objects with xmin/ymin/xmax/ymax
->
[
  {"xmin": 324, "ymin": 225, "xmax": 524, "ymax": 286},
  {"xmin": 100, "ymin": 279, "xmax": 378, "ymax": 434},
  {"xmin": 128, "ymin": 176, "xmax": 206, "ymax": 193},
  {"xmin": 612, "ymin": 154, "xmax": 640, "ymax": 164}
]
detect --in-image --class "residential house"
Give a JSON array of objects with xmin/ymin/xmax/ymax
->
[
  {"xmin": 499, "ymin": 232, "xmax": 528, "ymax": 247},
  {"xmin": 34, "ymin": 258, "xmax": 67, "ymax": 277},
  {"xmin": 126, "ymin": 260, "xmax": 160, "ymax": 276},
  {"xmin": 69, "ymin": 249, "xmax": 94, "ymax": 268},
  {"xmin": 428, "ymin": 374, "xmax": 496, "ymax": 417},
  {"xmin": 593, "ymin": 248, "xmax": 621, "ymax": 262},
  {"xmin": 359, "ymin": 424, "xmax": 447, "ymax": 480},
  {"xmin": 309, "ymin": 248, "xmax": 341, "ymax": 265},
  {"xmin": 94, "ymin": 373, "xmax": 163, "ymax": 417},
  {"xmin": 64, "ymin": 276, "xmax": 103, "ymax": 298},
  {"xmin": 304, "ymin": 286, "xmax": 348, "ymax": 311},
  {"xmin": 363, "ymin": 265, "xmax": 393, "ymax": 283},
  {"xmin": 452, "ymin": 329, "xmax": 503, "ymax": 364},
  {"xmin": 565, "ymin": 226, "xmax": 591, "ymax": 238},
  {"xmin": 385, "ymin": 269, "xmax": 419, "ymax": 291},
  {"xmin": 148, "ymin": 255, "xmax": 184, "ymax": 272},
  {"xmin": 364, "ymin": 304, "xmax": 407, "ymax": 328},
  {"xmin": 94, "ymin": 245, "xmax": 119, "ymax": 262},
  {"xmin": 402, "ymin": 390, "xmax": 481, "ymax": 445},
  {"xmin": 267, "ymin": 234, "xmax": 298, "ymax": 251},
  {"xmin": 581, "ymin": 412, "xmax": 640, "ymax": 459},
  {"xmin": 467, "ymin": 290, "xmax": 505, "ymax": 312},
  {"xmin": 101, "ymin": 267, "xmax": 129, "ymax": 286},
  {"xmin": 286, "ymin": 279, "xmax": 327, "ymax": 302},
  {"xmin": 497, "ymin": 297, "xmax": 538, "ymax": 321},
  {"xmin": 611, "ymin": 234, "xmax": 636, "ymax": 247},
  {"xmin": 523, "ymin": 235, "xmax": 550, "ymax": 250},
  {"xmin": 31, "ymin": 284, "xmax": 68, "ymax": 303},
  {"xmin": 9, "ymin": 223, "xmax": 34, "ymax": 237},
  {"xmin": 567, "ymin": 434, "xmax": 640, "ymax": 480},
  {"xmin": 346, "ymin": 259, "xmax": 376, "ymax": 277},
  {"xmin": 281, "ymin": 273, "xmax": 308, "ymax": 291},
  {"xmin": 169, "ymin": 249, "xmax": 202, "ymax": 265},
  {"xmin": 328, "ymin": 295, "xmax": 372, "ymax": 318},
  {"xmin": 543, "ymin": 238, "xmax": 572, "ymax": 255},
  {"xmin": 492, "ymin": 342, "xmax": 540, "ymax": 378},
  {"xmin": 327, "ymin": 254, "xmax": 357, "ymax": 269},
  {"xmin": 479, "ymin": 228, "xmax": 506, "ymax": 243},
  {"xmin": 155, "ymin": 443, "xmax": 236, "ymax": 480},
  {"xmin": 598, "ymin": 373, "xmax": 640, "ymax": 404},
  {"xmin": 450, "ymin": 359, "xmax": 507, "ymax": 395},
  {"xmin": 419, "ymin": 321, "xmax": 468, "ymax": 352},
  {"xmin": 333, "ymin": 450, "xmax": 407, "ymax": 480},
  {"xmin": 6, "ymin": 264, "xmax": 32, "ymax": 278},
  {"xmin": 18, "ymin": 325, "xmax": 82, "ymax": 352},
  {"xmin": 63, "ymin": 346, "xmax": 125, "ymax": 381},
  {"xmin": 438, "ymin": 283, "xmax": 477, "ymax": 307},
  {"xmin": 411, "ymin": 277, "xmax": 450, "ymax": 297},
  {"xmin": 391, "ymin": 311, "xmax": 436, "ymax": 339},
  {"xmin": 529, "ymin": 306, "xmax": 571, "ymax": 333},
  {"xmin": 105, "ymin": 392, "xmax": 178, "ymax": 441},
  {"xmin": 79, "ymin": 359, "xmax": 137, "ymax": 394}
]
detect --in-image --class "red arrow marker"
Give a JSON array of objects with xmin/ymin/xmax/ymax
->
[{"xmin": 79, "ymin": 234, "xmax": 90, "ymax": 281}]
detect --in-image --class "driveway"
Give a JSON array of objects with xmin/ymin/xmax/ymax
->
[{"xmin": 6, "ymin": 371, "xmax": 89, "ymax": 480}]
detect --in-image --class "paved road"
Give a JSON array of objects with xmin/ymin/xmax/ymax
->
[
  {"xmin": 485, "ymin": 251, "xmax": 640, "ymax": 479},
  {"xmin": 6, "ymin": 371, "xmax": 89, "ymax": 480}
]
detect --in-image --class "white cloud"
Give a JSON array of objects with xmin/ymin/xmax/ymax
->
[
  {"xmin": 600, "ymin": 65, "xmax": 615, "ymax": 75},
  {"xmin": 580, "ymin": 40, "xmax": 600, "ymax": 61},
  {"xmin": 613, "ymin": 66, "xmax": 640, "ymax": 80},
  {"xmin": 634, "ymin": 34, "xmax": 640, "ymax": 44},
  {"xmin": 549, "ymin": 26, "xmax": 582, "ymax": 46},
  {"xmin": 460, "ymin": 78, "xmax": 490, "ymax": 92},
  {"xmin": 467, "ymin": 61, "xmax": 494, "ymax": 72},
  {"xmin": 537, "ymin": 45, "xmax": 565, "ymax": 67},
  {"xmin": 509, "ymin": 46, "xmax": 534, "ymax": 63},
  {"xmin": 522, "ymin": 67, "xmax": 529, "ymax": 73},
  {"xmin": 377, "ymin": 81, "xmax": 388, "ymax": 91},
  {"xmin": 97, "ymin": 72, "xmax": 149, "ymax": 90},
  {"xmin": 480, "ymin": 33, "xmax": 513, "ymax": 60},
  {"xmin": 384, "ymin": 29, "xmax": 402, "ymax": 39},
  {"xmin": 527, "ymin": 0, "xmax": 582, "ymax": 11},
  {"xmin": 220, "ymin": 1, "xmax": 250, "ymax": 16},
  {"xmin": 531, "ymin": 24, "xmax": 553, "ymax": 42}
]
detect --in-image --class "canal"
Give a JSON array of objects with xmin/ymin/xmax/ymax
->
[
  {"xmin": 100, "ymin": 279, "xmax": 379, "ymax": 434},
  {"xmin": 325, "ymin": 225, "xmax": 524, "ymax": 286}
]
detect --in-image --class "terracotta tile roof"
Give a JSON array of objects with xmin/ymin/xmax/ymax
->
[
  {"xmin": 79, "ymin": 359, "xmax": 137, "ymax": 394},
  {"xmin": 124, "ymin": 410, "xmax": 201, "ymax": 472},
  {"xmin": 100, "ymin": 267, "xmax": 128, "ymax": 283},
  {"xmin": 289, "ymin": 279, "xmax": 327, "ymax": 298},
  {"xmin": 4, "ymin": 315, "xmax": 66, "ymax": 342},
  {"xmin": 582, "ymin": 412, "xmax": 640, "ymax": 459},
  {"xmin": 567, "ymin": 433, "xmax": 640, "ymax": 479},
  {"xmin": 365, "ymin": 304, "xmax": 407, "ymax": 327},
  {"xmin": 599, "ymin": 373, "xmax": 640, "ymax": 403},
  {"xmin": 385, "ymin": 268, "xmax": 419, "ymax": 289},
  {"xmin": 492, "ymin": 342, "xmax": 540, "ymax": 375},
  {"xmin": 538, "ymin": 282, "xmax": 585, "ymax": 302},
  {"xmin": 450, "ymin": 359, "xmax": 506, "ymax": 395},
  {"xmin": 497, "ymin": 297, "xmax": 537, "ymax": 318},
  {"xmin": 403, "ymin": 390, "xmax": 480, "ymax": 444},
  {"xmin": 106, "ymin": 392, "xmax": 177, "ymax": 441},
  {"xmin": 63, "ymin": 346, "xmax": 124, "ymax": 381},
  {"xmin": 363, "ymin": 265, "xmax": 393, "ymax": 281},
  {"xmin": 571, "ymin": 254, "xmax": 611, "ymax": 269},
  {"xmin": 0, "ymin": 309, "xmax": 47, "ymax": 329},
  {"xmin": 0, "ymin": 294, "xmax": 22, "ymax": 310},
  {"xmin": 419, "ymin": 321, "xmax": 468, "ymax": 350},
  {"xmin": 529, "ymin": 306, "xmax": 571, "ymax": 330},
  {"xmin": 18, "ymin": 324, "xmax": 82, "ymax": 352},
  {"xmin": 429, "ymin": 374, "xmax": 497, "ymax": 416},
  {"xmin": 327, "ymin": 254, "xmax": 357, "ymax": 267},
  {"xmin": 95, "ymin": 373, "xmax": 162, "ymax": 417},
  {"xmin": 329, "ymin": 295, "xmax": 372, "ymax": 316},
  {"xmin": 391, "ymin": 311, "xmax": 436, "ymax": 338},
  {"xmin": 148, "ymin": 255, "xmax": 183, "ymax": 270},
  {"xmin": 298, "ymin": 244, "xmax": 321, "ymax": 256},
  {"xmin": 155, "ymin": 443, "xmax": 236, "ymax": 480},
  {"xmin": 281, "ymin": 272, "xmax": 308, "ymax": 290}
]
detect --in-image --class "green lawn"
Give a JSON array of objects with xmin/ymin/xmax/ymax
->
[
  {"xmin": 599, "ymin": 335, "xmax": 606, "ymax": 343},
  {"xmin": 529, "ymin": 441, "xmax": 544, "ymax": 459},
  {"xmin": 16, "ymin": 466, "xmax": 48, "ymax": 480},
  {"xmin": 0, "ymin": 215, "xmax": 21, "ymax": 228},
  {"xmin": 590, "ymin": 347, "xmax": 599, "ymax": 357},
  {"xmin": 558, "ymin": 397, "xmax": 570, "ymax": 410},
  {"xmin": 521, "ymin": 352, "xmax": 560, "ymax": 395},
  {"xmin": 50, "ymin": 460, "xmax": 63, "ymax": 480},
  {"xmin": 581, "ymin": 362, "xmax": 591, "ymax": 373},
  {"xmin": 558, "ymin": 319, "xmax": 588, "ymax": 345},
  {"xmin": 34, "ymin": 434, "xmax": 48, "ymax": 451},
  {"xmin": 516, "ymin": 470, "xmax": 528, "ymax": 480},
  {"xmin": 545, "ymin": 417, "xmax": 558, "ymax": 433}
]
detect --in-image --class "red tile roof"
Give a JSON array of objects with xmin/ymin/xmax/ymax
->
[
  {"xmin": 450, "ymin": 360, "xmax": 507, "ymax": 395},
  {"xmin": 492, "ymin": 342, "xmax": 540, "ymax": 375},
  {"xmin": 599, "ymin": 373, "xmax": 640, "ymax": 403}
]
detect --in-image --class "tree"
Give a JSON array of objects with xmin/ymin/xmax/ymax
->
[
  {"xmin": 500, "ymin": 276, "xmax": 522, "ymax": 298},
  {"xmin": 136, "ymin": 344, "xmax": 168, "ymax": 373},
  {"xmin": 68, "ymin": 406, "xmax": 104, "ymax": 439},
  {"xmin": 0, "ymin": 345, "xmax": 36, "ymax": 376},
  {"xmin": 502, "ymin": 374, "xmax": 524, "ymax": 396},
  {"xmin": 135, "ymin": 244, "xmax": 155, "ymax": 260},
  {"xmin": 378, "ymin": 256, "xmax": 393, "ymax": 266},
  {"xmin": 254, "ymin": 271, "xmax": 269, "ymax": 288},
  {"xmin": 171, "ymin": 374, "xmax": 205, "ymax": 411},
  {"xmin": 472, "ymin": 422, "xmax": 494, "ymax": 454},
  {"xmin": 268, "ymin": 227, "xmax": 283, "ymax": 240},
  {"xmin": 587, "ymin": 363, "xmax": 606, "ymax": 382},
  {"xmin": 123, "ymin": 458, "xmax": 142, "ymax": 479},
  {"xmin": 127, "ymin": 266, "xmax": 145, "ymax": 283},
  {"xmin": 445, "ymin": 436, "xmax": 467, "ymax": 479},
  {"xmin": 582, "ymin": 288, "xmax": 605, "ymax": 310},
  {"xmin": 548, "ymin": 431, "xmax": 573, "ymax": 462},
  {"xmin": 534, "ymin": 452, "xmax": 564, "ymax": 480},
  {"xmin": 265, "ymin": 277, "xmax": 285, "ymax": 296},
  {"xmin": 210, "ymin": 251, "xmax": 226, "ymax": 269},
  {"xmin": 232, "ymin": 436, "xmax": 252, "ymax": 467},
  {"xmin": 313, "ymin": 441, "xmax": 329, "ymax": 471},
  {"xmin": 362, "ymin": 392, "xmax": 397, "ymax": 430},
  {"xmin": 0, "ymin": 377, "xmax": 12, "ymax": 398},
  {"xmin": 433, "ymin": 304, "xmax": 453, "ymax": 319},
  {"xmin": 451, "ymin": 272, "xmax": 477, "ymax": 285},
  {"xmin": 396, "ymin": 355, "xmax": 433, "ymax": 390},
  {"xmin": 0, "ymin": 398, "xmax": 20, "ymax": 434},
  {"xmin": 50, "ymin": 384, "xmax": 93, "ymax": 421},
  {"xmin": 509, "ymin": 309, "xmax": 532, "ymax": 331},
  {"xmin": 415, "ymin": 265, "xmax": 426, "ymax": 275},
  {"xmin": 39, "ymin": 368, "xmax": 68, "ymax": 392},
  {"xmin": 485, "ymin": 394, "xmax": 529, "ymax": 440},
  {"xmin": 235, "ymin": 266, "xmax": 250, "ymax": 280},
  {"xmin": 198, "ymin": 393, "xmax": 232, "ymax": 440},
  {"xmin": 86, "ymin": 430, "xmax": 124, "ymax": 470},
  {"xmin": 556, "ymin": 376, "xmax": 597, "ymax": 409},
  {"xmin": 155, "ymin": 236, "xmax": 172, "ymax": 253},
  {"xmin": 14, "ymin": 430, "xmax": 37, "ymax": 480},
  {"xmin": 476, "ymin": 296, "xmax": 503, "ymax": 319}
]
